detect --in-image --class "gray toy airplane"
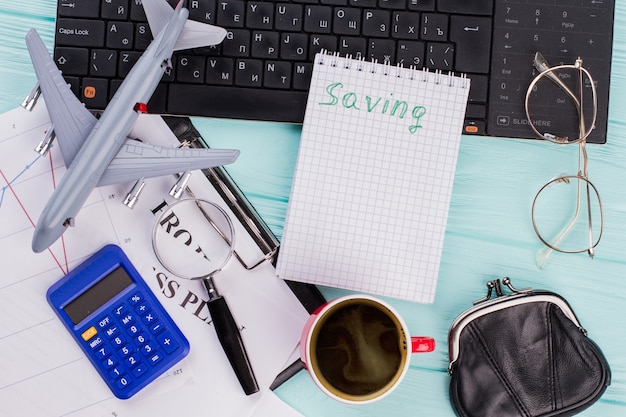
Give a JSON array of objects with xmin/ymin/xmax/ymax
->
[{"xmin": 23, "ymin": 0, "xmax": 239, "ymax": 253}]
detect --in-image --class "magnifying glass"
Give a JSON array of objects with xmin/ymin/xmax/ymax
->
[{"xmin": 152, "ymin": 198, "xmax": 259, "ymax": 395}]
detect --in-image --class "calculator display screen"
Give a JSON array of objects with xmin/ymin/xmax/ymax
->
[{"xmin": 64, "ymin": 266, "xmax": 133, "ymax": 325}]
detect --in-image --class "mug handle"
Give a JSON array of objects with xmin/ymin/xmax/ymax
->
[{"xmin": 411, "ymin": 336, "xmax": 435, "ymax": 353}]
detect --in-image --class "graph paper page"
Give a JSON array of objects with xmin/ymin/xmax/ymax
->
[{"xmin": 276, "ymin": 53, "xmax": 470, "ymax": 303}]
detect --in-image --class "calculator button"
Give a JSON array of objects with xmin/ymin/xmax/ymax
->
[
  {"xmin": 113, "ymin": 304, "xmax": 128, "ymax": 317},
  {"xmin": 81, "ymin": 326, "xmax": 98, "ymax": 341},
  {"xmin": 141, "ymin": 342, "xmax": 158, "ymax": 357},
  {"xmin": 149, "ymin": 321, "xmax": 165, "ymax": 335},
  {"xmin": 128, "ymin": 292, "xmax": 143, "ymax": 306},
  {"xmin": 87, "ymin": 335, "xmax": 104, "ymax": 349},
  {"xmin": 95, "ymin": 344, "xmax": 112, "ymax": 360},
  {"xmin": 156, "ymin": 331, "xmax": 179, "ymax": 354},
  {"xmin": 112, "ymin": 334, "xmax": 127, "ymax": 347},
  {"xmin": 116, "ymin": 375, "xmax": 133, "ymax": 390},
  {"xmin": 135, "ymin": 303, "xmax": 149, "ymax": 315},
  {"xmin": 148, "ymin": 352, "xmax": 163, "ymax": 366},
  {"xmin": 97, "ymin": 315, "xmax": 113, "ymax": 329},
  {"xmin": 120, "ymin": 313, "xmax": 135, "ymax": 327},
  {"xmin": 119, "ymin": 344, "xmax": 134, "ymax": 358},
  {"xmin": 105, "ymin": 325, "xmax": 120, "ymax": 338},
  {"xmin": 127, "ymin": 324, "xmax": 141, "ymax": 335},
  {"xmin": 142, "ymin": 311, "xmax": 157, "ymax": 325},
  {"xmin": 131, "ymin": 362, "xmax": 149, "ymax": 378},
  {"xmin": 110, "ymin": 366, "xmax": 124, "ymax": 379},
  {"xmin": 102, "ymin": 356, "xmax": 118, "ymax": 369},
  {"xmin": 134, "ymin": 333, "xmax": 149, "ymax": 345},
  {"xmin": 125, "ymin": 353, "xmax": 141, "ymax": 369}
]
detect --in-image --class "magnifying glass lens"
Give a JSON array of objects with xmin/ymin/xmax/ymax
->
[{"xmin": 152, "ymin": 199, "xmax": 235, "ymax": 279}]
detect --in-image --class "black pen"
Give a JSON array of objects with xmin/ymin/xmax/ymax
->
[{"xmin": 203, "ymin": 277, "xmax": 259, "ymax": 395}]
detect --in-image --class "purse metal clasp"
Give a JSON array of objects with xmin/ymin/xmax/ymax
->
[{"xmin": 473, "ymin": 277, "xmax": 532, "ymax": 305}]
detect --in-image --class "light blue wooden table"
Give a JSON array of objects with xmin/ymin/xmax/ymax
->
[{"xmin": 1, "ymin": 1, "xmax": 624, "ymax": 416}]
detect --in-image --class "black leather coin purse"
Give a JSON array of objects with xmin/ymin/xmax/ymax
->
[{"xmin": 447, "ymin": 278, "xmax": 611, "ymax": 417}]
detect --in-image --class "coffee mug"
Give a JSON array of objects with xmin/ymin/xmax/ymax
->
[{"xmin": 300, "ymin": 294, "xmax": 435, "ymax": 404}]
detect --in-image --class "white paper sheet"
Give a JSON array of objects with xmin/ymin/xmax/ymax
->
[{"xmin": 0, "ymin": 103, "xmax": 309, "ymax": 417}]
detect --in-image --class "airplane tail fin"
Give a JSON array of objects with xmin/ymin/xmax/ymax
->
[{"xmin": 143, "ymin": 0, "xmax": 227, "ymax": 51}]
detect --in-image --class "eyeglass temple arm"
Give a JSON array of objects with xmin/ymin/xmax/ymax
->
[
  {"xmin": 533, "ymin": 52, "xmax": 582, "ymax": 110},
  {"xmin": 536, "ymin": 185, "xmax": 583, "ymax": 268}
]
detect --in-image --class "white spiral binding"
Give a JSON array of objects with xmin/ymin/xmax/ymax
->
[{"xmin": 316, "ymin": 49, "xmax": 469, "ymax": 88}]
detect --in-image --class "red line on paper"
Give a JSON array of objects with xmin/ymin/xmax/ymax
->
[{"xmin": 0, "ymin": 156, "xmax": 68, "ymax": 275}]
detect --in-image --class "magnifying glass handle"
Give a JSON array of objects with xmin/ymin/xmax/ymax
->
[{"xmin": 205, "ymin": 284, "xmax": 259, "ymax": 395}]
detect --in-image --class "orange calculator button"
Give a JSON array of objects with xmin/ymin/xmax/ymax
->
[{"xmin": 81, "ymin": 326, "xmax": 98, "ymax": 341}]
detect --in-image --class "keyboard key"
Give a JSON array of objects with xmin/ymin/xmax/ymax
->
[
  {"xmin": 189, "ymin": 0, "xmax": 216, "ymax": 24},
  {"xmin": 90, "ymin": 50, "xmax": 118, "ymax": 77},
  {"xmin": 338, "ymin": 36, "xmax": 366, "ymax": 59},
  {"xmin": 235, "ymin": 59, "xmax": 263, "ymax": 87},
  {"xmin": 396, "ymin": 40, "xmax": 425, "ymax": 67},
  {"xmin": 81, "ymin": 77, "xmax": 109, "ymax": 109},
  {"xmin": 407, "ymin": 0, "xmax": 435, "ymax": 11},
  {"xmin": 420, "ymin": 13, "xmax": 448, "ymax": 41},
  {"xmin": 217, "ymin": 0, "xmax": 246, "ymax": 28},
  {"xmin": 379, "ymin": 0, "xmax": 405, "ymax": 10},
  {"xmin": 118, "ymin": 51, "xmax": 141, "ymax": 77},
  {"xmin": 367, "ymin": 39, "xmax": 395, "ymax": 63},
  {"xmin": 438, "ymin": 0, "xmax": 493, "ymax": 16},
  {"xmin": 363, "ymin": 10, "xmax": 390, "ymax": 37},
  {"xmin": 56, "ymin": 19, "xmax": 105, "ymax": 48},
  {"xmin": 309, "ymin": 35, "xmax": 337, "ymax": 59},
  {"xmin": 55, "ymin": 47, "xmax": 89, "ymax": 76},
  {"xmin": 101, "ymin": 0, "xmax": 129, "ymax": 20},
  {"xmin": 449, "ymin": 15, "xmax": 492, "ymax": 74},
  {"xmin": 264, "ymin": 61, "xmax": 292, "ymax": 89},
  {"xmin": 251, "ymin": 31, "xmax": 280, "ymax": 59},
  {"xmin": 425, "ymin": 43, "xmax": 454, "ymax": 70},
  {"xmin": 392, "ymin": 12, "xmax": 420, "ymax": 40},
  {"xmin": 349, "ymin": 0, "xmax": 377, "ymax": 7},
  {"xmin": 58, "ymin": 0, "xmax": 100, "ymax": 18},
  {"xmin": 333, "ymin": 7, "xmax": 361, "ymax": 35},
  {"xmin": 135, "ymin": 23, "xmax": 152, "ymax": 50},
  {"xmin": 223, "ymin": 29, "xmax": 251, "ymax": 57},
  {"xmin": 106, "ymin": 21, "xmax": 134, "ymax": 50},
  {"xmin": 275, "ymin": 4, "xmax": 303, "ymax": 31},
  {"xmin": 246, "ymin": 2, "xmax": 274, "ymax": 29},
  {"xmin": 177, "ymin": 55, "xmax": 206, "ymax": 83},
  {"xmin": 281, "ymin": 33, "xmax": 308, "ymax": 60},
  {"xmin": 293, "ymin": 63, "xmax": 313, "ymax": 90},
  {"xmin": 304, "ymin": 6, "xmax": 333, "ymax": 34},
  {"xmin": 167, "ymin": 84, "xmax": 307, "ymax": 122},
  {"xmin": 206, "ymin": 58, "xmax": 235, "ymax": 84}
]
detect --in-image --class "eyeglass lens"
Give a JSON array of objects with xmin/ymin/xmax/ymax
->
[{"xmin": 526, "ymin": 64, "xmax": 596, "ymax": 143}]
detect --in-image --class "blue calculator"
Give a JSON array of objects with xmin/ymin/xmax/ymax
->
[{"xmin": 47, "ymin": 244, "xmax": 190, "ymax": 399}]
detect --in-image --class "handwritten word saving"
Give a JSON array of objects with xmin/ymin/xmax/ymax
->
[{"xmin": 319, "ymin": 82, "xmax": 427, "ymax": 133}]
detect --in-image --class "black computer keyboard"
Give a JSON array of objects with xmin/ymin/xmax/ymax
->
[{"xmin": 54, "ymin": 0, "xmax": 614, "ymax": 143}]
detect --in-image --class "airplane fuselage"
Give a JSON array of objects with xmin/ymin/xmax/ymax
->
[{"xmin": 31, "ymin": 7, "xmax": 189, "ymax": 252}]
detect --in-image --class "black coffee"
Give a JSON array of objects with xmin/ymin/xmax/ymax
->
[{"xmin": 314, "ymin": 303, "xmax": 402, "ymax": 396}]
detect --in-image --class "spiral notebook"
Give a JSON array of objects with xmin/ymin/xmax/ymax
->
[{"xmin": 276, "ymin": 52, "xmax": 470, "ymax": 303}]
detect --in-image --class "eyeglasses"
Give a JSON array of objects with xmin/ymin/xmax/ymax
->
[{"xmin": 525, "ymin": 52, "xmax": 604, "ymax": 268}]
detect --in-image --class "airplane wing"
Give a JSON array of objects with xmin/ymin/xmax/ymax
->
[
  {"xmin": 143, "ymin": 0, "xmax": 226, "ymax": 51},
  {"xmin": 25, "ymin": 29, "xmax": 97, "ymax": 167},
  {"xmin": 143, "ymin": 0, "xmax": 172, "ymax": 39},
  {"xmin": 97, "ymin": 139, "xmax": 240, "ymax": 186},
  {"xmin": 174, "ymin": 19, "xmax": 228, "ymax": 51}
]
